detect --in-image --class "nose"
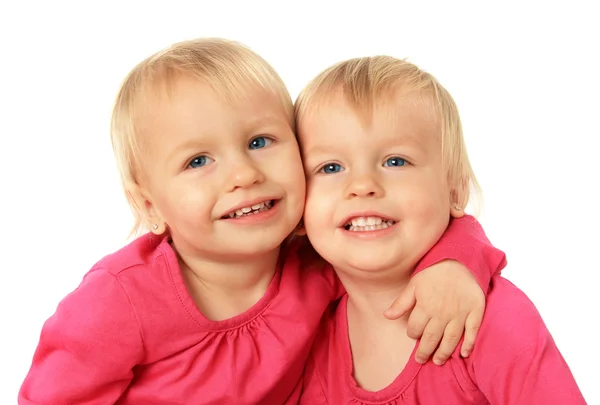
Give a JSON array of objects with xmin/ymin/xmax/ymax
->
[
  {"xmin": 345, "ymin": 171, "xmax": 385, "ymax": 199},
  {"xmin": 226, "ymin": 155, "xmax": 266, "ymax": 192}
]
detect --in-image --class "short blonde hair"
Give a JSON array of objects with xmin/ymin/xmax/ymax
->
[
  {"xmin": 111, "ymin": 38, "xmax": 293, "ymax": 236},
  {"xmin": 295, "ymin": 56, "xmax": 479, "ymax": 210}
]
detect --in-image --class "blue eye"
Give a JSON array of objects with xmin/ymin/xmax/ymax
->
[
  {"xmin": 384, "ymin": 157, "xmax": 407, "ymax": 167},
  {"xmin": 320, "ymin": 163, "xmax": 344, "ymax": 174},
  {"xmin": 249, "ymin": 136, "xmax": 272, "ymax": 150},
  {"xmin": 188, "ymin": 155, "xmax": 213, "ymax": 169}
]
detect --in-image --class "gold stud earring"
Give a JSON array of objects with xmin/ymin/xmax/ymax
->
[
  {"xmin": 152, "ymin": 224, "xmax": 158, "ymax": 230},
  {"xmin": 454, "ymin": 204, "xmax": 462, "ymax": 211}
]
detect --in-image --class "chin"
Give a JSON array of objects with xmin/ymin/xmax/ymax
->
[
  {"xmin": 220, "ymin": 243, "xmax": 278, "ymax": 260},
  {"xmin": 342, "ymin": 251, "xmax": 413, "ymax": 275},
  {"xmin": 351, "ymin": 261, "xmax": 394, "ymax": 274},
  {"xmin": 330, "ymin": 255, "xmax": 391, "ymax": 274},
  {"xmin": 244, "ymin": 238, "xmax": 284, "ymax": 255}
]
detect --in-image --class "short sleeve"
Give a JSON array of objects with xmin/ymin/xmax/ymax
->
[
  {"xmin": 19, "ymin": 267, "xmax": 144, "ymax": 404},
  {"xmin": 466, "ymin": 277, "xmax": 586, "ymax": 404},
  {"xmin": 413, "ymin": 215, "xmax": 507, "ymax": 294}
]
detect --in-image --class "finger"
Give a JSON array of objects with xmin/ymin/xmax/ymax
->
[
  {"xmin": 461, "ymin": 307, "xmax": 484, "ymax": 358},
  {"xmin": 414, "ymin": 318, "xmax": 445, "ymax": 364},
  {"xmin": 406, "ymin": 307, "xmax": 430, "ymax": 339},
  {"xmin": 433, "ymin": 320, "xmax": 464, "ymax": 365},
  {"xmin": 384, "ymin": 284, "xmax": 416, "ymax": 319}
]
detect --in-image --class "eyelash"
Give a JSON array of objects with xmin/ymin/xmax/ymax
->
[
  {"xmin": 316, "ymin": 156, "xmax": 410, "ymax": 174},
  {"xmin": 187, "ymin": 155, "xmax": 214, "ymax": 169},
  {"xmin": 248, "ymin": 135, "xmax": 274, "ymax": 150},
  {"xmin": 185, "ymin": 136, "xmax": 275, "ymax": 170},
  {"xmin": 317, "ymin": 162, "xmax": 344, "ymax": 174},
  {"xmin": 383, "ymin": 157, "xmax": 408, "ymax": 167}
]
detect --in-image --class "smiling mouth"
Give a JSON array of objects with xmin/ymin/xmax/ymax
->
[
  {"xmin": 344, "ymin": 216, "xmax": 396, "ymax": 232},
  {"xmin": 222, "ymin": 200, "xmax": 275, "ymax": 219}
]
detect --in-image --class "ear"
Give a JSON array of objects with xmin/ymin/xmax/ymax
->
[
  {"xmin": 449, "ymin": 188, "xmax": 466, "ymax": 219},
  {"xmin": 294, "ymin": 218, "xmax": 307, "ymax": 236},
  {"xmin": 128, "ymin": 184, "xmax": 167, "ymax": 235}
]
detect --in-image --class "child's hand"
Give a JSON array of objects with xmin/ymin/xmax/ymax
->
[{"xmin": 384, "ymin": 260, "xmax": 485, "ymax": 365}]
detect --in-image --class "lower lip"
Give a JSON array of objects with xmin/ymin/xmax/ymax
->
[
  {"xmin": 340, "ymin": 222, "xmax": 397, "ymax": 239},
  {"xmin": 221, "ymin": 201, "xmax": 281, "ymax": 224}
]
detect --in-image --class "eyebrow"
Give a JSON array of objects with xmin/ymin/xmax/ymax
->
[
  {"xmin": 384, "ymin": 133, "xmax": 426, "ymax": 151},
  {"xmin": 165, "ymin": 138, "xmax": 208, "ymax": 165},
  {"xmin": 245, "ymin": 115, "xmax": 291, "ymax": 133},
  {"xmin": 165, "ymin": 115, "xmax": 292, "ymax": 162},
  {"xmin": 303, "ymin": 132, "xmax": 423, "ymax": 154},
  {"xmin": 302, "ymin": 144, "xmax": 340, "ymax": 157}
]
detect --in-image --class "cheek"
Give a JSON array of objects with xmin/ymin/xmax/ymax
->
[
  {"xmin": 303, "ymin": 179, "xmax": 336, "ymax": 228},
  {"xmin": 159, "ymin": 182, "xmax": 215, "ymax": 226},
  {"xmin": 272, "ymin": 146, "xmax": 307, "ymax": 197},
  {"xmin": 398, "ymin": 176, "xmax": 450, "ymax": 219}
]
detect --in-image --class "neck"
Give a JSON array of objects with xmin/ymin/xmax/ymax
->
[
  {"xmin": 339, "ymin": 266, "xmax": 412, "ymax": 322},
  {"xmin": 173, "ymin": 240, "xmax": 281, "ymax": 321},
  {"xmin": 341, "ymin": 266, "xmax": 417, "ymax": 391}
]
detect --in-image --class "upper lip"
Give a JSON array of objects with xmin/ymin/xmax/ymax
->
[
  {"xmin": 338, "ymin": 211, "xmax": 397, "ymax": 227},
  {"xmin": 220, "ymin": 196, "xmax": 280, "ymax": 218}
]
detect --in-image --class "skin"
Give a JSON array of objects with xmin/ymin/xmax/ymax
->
[
  {"xmin": 130, "ymin": 74, "xmax": 306, "ymax": 320},
  {"xmin": 298, "ymin": 88, "xmax": 471, "ymax": 388},
  {"xmin": 129, "ymin": 73, "xmax": 483, "ymax": 365},
  {"xmin": 300, "ymin": 91, "xmax": 460, "ymax": 279}
]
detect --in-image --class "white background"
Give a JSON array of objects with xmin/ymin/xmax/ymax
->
[{"xmin": 1, "ymin": 1, "xmax": 598, "ymax": 403}]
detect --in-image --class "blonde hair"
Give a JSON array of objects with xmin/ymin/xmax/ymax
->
[
  {"xmin": 110, "ymin": 38, "xmax": 293, "ymax": 236},
  {"xmin": 295, "ymin": 56, "xmax": 480, "ymax": 211}
]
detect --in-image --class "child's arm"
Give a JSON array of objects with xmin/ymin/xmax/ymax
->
[
  {"xmin": 415, "ymin": 215, "xmax": 507, "ymax": 294},
  {"xmin": 467, "ymin": 276, "xmax": 586, "ymax": 404},
  {"xmin": 19, "ymin": 268, "xmax": 142, "ymax": 404},
  {"xmin": 385, "ymin": 215, "xmax": 506, "ymax": 365}
]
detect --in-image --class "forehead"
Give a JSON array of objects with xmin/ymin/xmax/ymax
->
[
  {"xmin": 136, "ymin": 74, "xmax": 290, "ymax": 143},
  {"xmin": 146, "ymin": 73, "xmax": 287, "ymax": 119},
  {"xmin": 299, "ymin": 90, "xmax": 439, "ymax": 150}
]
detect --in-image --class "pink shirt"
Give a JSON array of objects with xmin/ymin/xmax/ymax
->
[
  {"xmin": 19, "ymin": 216, "xmax": 505, "ymax": 404},
  {"xmin": 300, "ymin": 277, "xmax": 586, "ymax": 405}
]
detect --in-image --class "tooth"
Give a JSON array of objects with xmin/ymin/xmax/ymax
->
[
  {"xmin": 252, "ymin": 203, "xmax": 263, "ymax": 210},
  {"xmin": 229, "ymin": 213, "xmax": 235, "ymax": 218},
  {"xmin": 236, "ymin": 209, "xmax": 244, "ymax": 216},
  {"xmin": 241, "ymin": 207, "xmax": 252, "ymax": 213}
]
